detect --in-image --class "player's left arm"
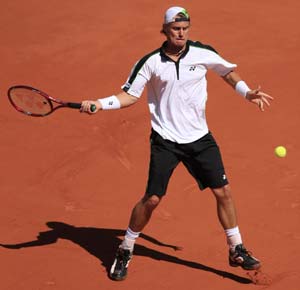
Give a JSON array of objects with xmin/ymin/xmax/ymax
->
[{"xmin": 222, "ymin": 71, "xmax": 274, "ymax": 111}]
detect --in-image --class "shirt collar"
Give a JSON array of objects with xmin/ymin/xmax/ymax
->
[{"xmin": 160, "ymin": 40, "xmax": 190, "ymax": 60}]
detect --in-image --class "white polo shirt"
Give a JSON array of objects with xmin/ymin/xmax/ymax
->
[{"xmin": 122, "ymin": 40, "xmax": 237, "ymax": 144}]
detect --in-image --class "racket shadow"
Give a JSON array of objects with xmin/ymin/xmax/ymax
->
[{"xmin": 0, "ymin": 221, "xmax": 252, "ymax": 284}]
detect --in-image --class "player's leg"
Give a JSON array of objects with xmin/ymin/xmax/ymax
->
[
  {"xmin": 109, "ymin": 130, "xmax": 180, "ymax": 281},
  {"xmin": 182, "ymin": 132, "xmax": 261, "ymax": 270},
  {"xmin": 211, "ymin": 185, "xmax": 261, "ymax": 270},
  {"xmin": 109, "ymin": 194, "xmax": 162, "ymax": 281},
  {"xmin": 128, "ymin": 194, "xmax": 162, "ymax": 232},
  {"xmin": 211, "ymin": 184, "xmax": 237, "ymax": 230}
]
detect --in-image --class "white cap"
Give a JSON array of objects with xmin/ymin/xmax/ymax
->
[{"xmin": 164, "ymin": 6, "xmax": 190, "ymax": 24}]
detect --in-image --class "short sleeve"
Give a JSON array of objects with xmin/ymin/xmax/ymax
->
[
  {"xmin": 122, "ymin": 60, "xmax": 152, "ymax": 98},
  {"xmin": 204, "ymin": 50, "xmax": 237, "ymax": 76}
]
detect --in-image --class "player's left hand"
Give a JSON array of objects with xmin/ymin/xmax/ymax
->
[{"xmin": 246, "ymin": 86, "xmax": 274, "ymax": 111}]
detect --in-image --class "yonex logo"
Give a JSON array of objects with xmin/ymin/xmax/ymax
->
[
  {"xmin": 222, "ymin": 174, "xmax": 227, "ymax": 180},
  {"xmin": 109, "ymin": 101, "xmax": 113, "ymax": 106},
  {"xmin": 124, "ymin": 83, "xmax": 131, "ymax": 90}
]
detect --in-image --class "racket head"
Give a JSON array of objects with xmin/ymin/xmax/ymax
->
[{"xmin": 8, "ymin": 85, "xmax": 54, "ymax": 117}]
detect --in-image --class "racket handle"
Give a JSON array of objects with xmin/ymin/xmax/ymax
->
[
  {"xmin": 90, "ymin": 104, "xmax": 96, "ymax": 112},
  {"xmin": 68, "ymin": 102, "xmax": 97, "ymax": 112}
]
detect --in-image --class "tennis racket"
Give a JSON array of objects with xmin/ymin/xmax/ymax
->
[{"xmin": 8, "ymin": 85, "xmax": 96, "ymax": 117}]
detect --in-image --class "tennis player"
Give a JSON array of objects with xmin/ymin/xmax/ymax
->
[{"xmin": 81, "ymin": 6, "xmax": 273, "ymax": 281}]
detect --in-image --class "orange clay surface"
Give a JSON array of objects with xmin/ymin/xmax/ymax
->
[{"xmin": 1, "ymin": 1, "xmax": 299, "ymax": 289}]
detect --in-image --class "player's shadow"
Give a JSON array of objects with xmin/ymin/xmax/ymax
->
[{"xmin": 0, "ymin": 221, "xmax": 252, "ymax": 284}]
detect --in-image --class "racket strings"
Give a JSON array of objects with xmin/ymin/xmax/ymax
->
[{"xmin": 10, "ymin": 89, "xmax": 52, "ymax": 115}]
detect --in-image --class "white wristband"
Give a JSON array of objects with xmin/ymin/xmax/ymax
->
[
  {"xmin": 98, "ymin": 95, "xmax": 121, "ymax": 110},
  {"xmin": 235, "ymin": 81, "xmax": 250, "ymax": 98}
]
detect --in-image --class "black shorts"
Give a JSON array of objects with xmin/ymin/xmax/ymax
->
[{"xmin": 145, "ymin": 130, "xmax": 229, "ymax": 196}]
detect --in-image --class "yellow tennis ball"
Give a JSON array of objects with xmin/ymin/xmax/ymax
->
[{"xmin": 275, "ymin": 146, "xmax": 287, "ymax": 158}]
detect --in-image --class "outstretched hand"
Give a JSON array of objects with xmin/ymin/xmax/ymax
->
[{"xmin": 246, "ymin": 86, "xmax": 273, "ymax": 111}]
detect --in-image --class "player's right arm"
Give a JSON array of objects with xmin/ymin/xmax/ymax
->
[
  {"xmin": 116, "ymin": 91, "xmax": 139, "ymax": 108},
  {"xmin": 82, "ymin": 51, "xmax": 153, "ymax": 114},
  {"xmin": 81, "ymin": 91, "xmax": 138, "ymax": 114}
]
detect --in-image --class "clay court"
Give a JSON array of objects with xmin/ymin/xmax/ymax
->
[{"xmin": 1, "ymin": 0, "xmax": 299, "ymax": 289}]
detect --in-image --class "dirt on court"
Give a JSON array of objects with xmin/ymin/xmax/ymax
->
[{"xmin": 1, "ymin": 1, "xmax": 299, "ymax": 289}]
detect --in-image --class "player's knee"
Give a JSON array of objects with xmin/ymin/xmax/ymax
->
[
  {"xmin": 142, "ymin": 194, "xmax": 162, "ymax": 209},
  {"xmin": 212, "ymin": 184, "xmax": 232, "ymax": 201}
]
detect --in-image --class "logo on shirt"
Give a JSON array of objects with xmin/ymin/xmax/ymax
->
[
  {"xmin": 123, "ymin": 82, "xmax": 131, "ymax": 90},
  {"xmin": 189, "ymin": 66, "xmax": 196, "ymax": 71}
]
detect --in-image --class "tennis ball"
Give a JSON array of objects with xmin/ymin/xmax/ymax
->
[{"xmin": 274, "ymin": 146, "xmax": 287, "ymax": 158}]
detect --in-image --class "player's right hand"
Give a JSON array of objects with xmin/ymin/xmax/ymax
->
[{"xmin": 80, "ymin": 100, "xmax": 100, "ymax": 114}]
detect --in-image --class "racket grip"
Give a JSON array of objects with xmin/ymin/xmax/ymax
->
[
  {"xmin": 69, "ymin": 102, "xmax": 96, "ymax": 112},
  {"xmin": 90, "ymin": 104, "xmax": 96, "ymax": 112}
]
